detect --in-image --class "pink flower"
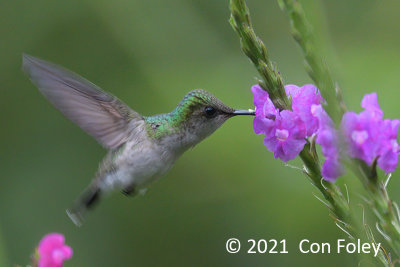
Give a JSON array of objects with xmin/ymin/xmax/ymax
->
[
  {"xmin": 38, "ymin": 233, "xmax": 73, "ymax": 267},
  {"xmin": 252, "ymin": 85, "xmax": 307, "ymax": 161},
  {"xmin": 311, "ymin": 104, "xmax": 343, "ymax": 181},
  {"xmin": 263, "ymin": 110, "xmax": 307, "ymax": 162},
  {"xmin": 251, "ymin": 85, "xmax": 279, "ymax": 137},
  {"xmin": 252, "ymin": 84, "xmax": 307, "ymax": 161},
  {"xmin": 377, "ymin": 119, "xmax": 400, "ymax": 172},
  {"xmin": 285, "ymin": 84, "xmax": 324, "ymax": 137},
  {"xmin": 341, "ymin": 93, "xmax": 400, "ymax": 173}
]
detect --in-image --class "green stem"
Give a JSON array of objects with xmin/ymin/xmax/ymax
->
[
  {"xmin": 229, "ymin": 0, "xmax": 289, "ymax": 111},
  {"xmin": 277, "ymin": 0, "xmax": 342, "ymax": 123},
  {"xmin": 230, "ymin": 0, "xmax": 392, "ymax": 265},
  {"xmin": 300, "ymin": 146, "xmax": 347, "ymax": 215},
  {"xmin": 278, "ymin": 0, "xmax": 400, "ymax": 262},
  {"xmin": 355, "ymin": 161, "xmax": 400, "ymax": 257},
  {"xmin": 229, "ymin": 0, "xmax": 355, "ymax": 240}
]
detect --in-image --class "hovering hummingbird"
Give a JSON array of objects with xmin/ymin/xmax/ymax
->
[{"xmin": 22, "ymin": 54, "xmax": 255, "ymax": 226}]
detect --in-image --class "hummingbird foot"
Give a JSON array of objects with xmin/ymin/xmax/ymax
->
[{"xmin": 121, "ymin": 184, "xmax": 136, "ymax": 197}]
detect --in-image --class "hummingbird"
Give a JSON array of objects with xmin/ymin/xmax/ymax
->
[{"xmin": 22, "ymin": 54, "xmax": 255, "ymax": 226}]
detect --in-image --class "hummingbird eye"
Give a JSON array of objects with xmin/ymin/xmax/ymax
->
[{"xmin": 204, "ymin": 106, "xmax": 217, "ymax": 118}]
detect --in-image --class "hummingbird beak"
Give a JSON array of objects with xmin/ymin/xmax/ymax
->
[{"xmin": 233, "ymin": 109, "xmax": 256, "ymax": 116}]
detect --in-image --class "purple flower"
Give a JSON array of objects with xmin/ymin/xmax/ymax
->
[
  {"xmin": 252, "ymin": 84, "xmax": 274, "ymax": 116},
  {"xmin": 38, "ymin": 233, "xmax": 73, "ymax": 267},
  {"xmin": 252, "ymin": 85, "xmax": 399, "ymax": 178},
  {"xmin": 361, "ymin": 92, "xmax": 383, "ymax": 119},
  {"xmin": 377, "ymin": 119, "xmax": 400, "ymax": 172},
  {"xmin": 263, "ymin": 110, "xmax": 307, "ymax": 162},
  {"xmin": 252, "ymin": 85, "xmax": 279, "ymax": 137},
  {"xmin": 341, "ymin": 111, "xmax": 380, "ymax": 164},
  {"xmin": 252, "ymin": 85, "xmax": 307, "ymax": 161},
  {"xmin": 285, "ymin": 84, "xmax": 324, "ymax": 137},
  {"xmin": 341, "ymin": 93, "xmax": 400, "ymax": 173},
  {"xmin": 311, "ymin": 104, "xmax": 343, "ymax": 181}
]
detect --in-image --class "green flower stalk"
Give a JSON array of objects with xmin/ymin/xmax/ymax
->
[
  {"xmin": 229, "ymin": 0, "xmax": 289, "ymax": 111},
  {"xmin": 229, "ymin": 0, "xmax": 355, "ymax": 239},
  {"xmin": 278, "ymin": 0, "xmax": 400, "ymax": 262},
  {"xmin": 277, "ymin": 0, "xmax": 342, "ymax": 123},
  {"xmin": 358, "ymin": 161, "xmax": 400, "ymax": 257},
  {"xmin": 229, "ymin": 0, "xmax": 397, "ymax": 265}
]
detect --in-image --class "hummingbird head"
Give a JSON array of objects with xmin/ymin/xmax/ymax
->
[{"xmin": 151, "ymin": 89, "xmax": 254, "ymax": 149}]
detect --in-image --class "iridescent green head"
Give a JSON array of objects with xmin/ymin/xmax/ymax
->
[
  {"xmin": 146, "ymin": 89, "xmax": 254, "ymax": 147},
  {"xmin": 174, "ymin": 89, "xmax": 236, "ymax": 119}
]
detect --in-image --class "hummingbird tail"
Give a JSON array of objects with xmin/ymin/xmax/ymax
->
[{"xmin": 66, "ymin": 186, "xmax": 101, "ymax": 227}]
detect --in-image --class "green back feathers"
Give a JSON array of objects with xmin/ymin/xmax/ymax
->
[{"xmin": 145, "ymin": 113, "xmax": 175, "ymax": 139}]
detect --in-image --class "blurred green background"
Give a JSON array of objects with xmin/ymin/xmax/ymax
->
[{"xmin": 1, "ymin": 0, "xmax": 400, "ymax": 266}]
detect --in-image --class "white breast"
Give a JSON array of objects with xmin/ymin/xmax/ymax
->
[{"xmin": 100, "ymin": 138, "xmax": 178, "ymax": 192}]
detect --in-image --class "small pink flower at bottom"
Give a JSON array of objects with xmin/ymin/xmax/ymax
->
[{"xmin": 38, "ymin": 233, "xmax": 73, "ymax": 267}]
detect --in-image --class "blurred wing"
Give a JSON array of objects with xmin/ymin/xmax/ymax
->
[{"xmin": 23, "ymin": 54, "xmax": 143, "ymax": 149}]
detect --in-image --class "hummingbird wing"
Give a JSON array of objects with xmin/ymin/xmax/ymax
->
[{"xmin": 22, "ymin": 54, "xmax": 143, "ymax": 149}]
